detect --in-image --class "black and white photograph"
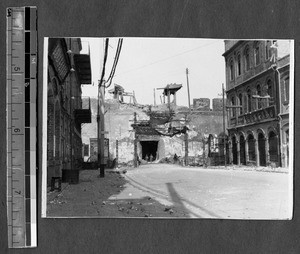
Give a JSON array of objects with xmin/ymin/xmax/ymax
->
[{"xmin": 42, "ymin": 37, "xmax": 293, "ymax": 219}]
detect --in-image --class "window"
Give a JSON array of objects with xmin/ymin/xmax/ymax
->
[
  {"xmin": 265, "ymin": 40, "xmax": 271, "ymax": 60},
  {"xmin": 257, "ymin": 84, "xmax": 261, "ymax": 109},
  {"xmin": 238, "ymin": 93, "xmax": 243, "ymax": 115},
  {"xmin": 244, "ymin": 47, "xmax": 250, "ymax": 71},
  {"xmin": 247, "ymin": 89, "xmax": 252, "ymax": 112},
  {"xmin": 237, "ymin": 54, "xmax": 241, "ymax": 76},
  {"xmin": 84, "ymin": 144, "xmax": 89, "ymax": 156},
  {"xmin": 284, "ymin": 78, "xmax": 290, "ymax": 102},
  {"xmin": 267, "ymin": 79, "xmax": 274, "ymax": 106},
  {"xmin": 229, "ymin": 59, "xmax": 234, "ymax": 80},
  {"xmin": 231, "ymin": 96, "xmax": 236, "ymax": 117},
  {"xmin": 254, "ymin": 43, "xmax": 260, "ymax": 66}
]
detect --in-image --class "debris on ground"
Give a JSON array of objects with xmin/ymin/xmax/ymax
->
[{"xmin": 47, "ymin": 169, "xmax": 187, "ymax": 218}]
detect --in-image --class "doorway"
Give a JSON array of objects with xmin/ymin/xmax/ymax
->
[
  {"xmin": 232, "ymin": 136, "xmax": 238, "ymax": 165},
  {"xmin": 258, "ymin": 132, "xmax": 266, "ymax": 166},
  {"xmin": 140, "ymin": 141, "xmax": 158, "ymax": 162}
]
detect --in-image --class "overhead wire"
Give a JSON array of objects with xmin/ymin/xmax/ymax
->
[
  {"xmin": 99, "ymin": 38, "xmax": 109, "ymax": 89},
  {"xmin": 115, "ymin": 41, "xmax": 219, "ymax": 77},
  {"xmin": 105, "ymin": 38, "xmax": 123, "ymax": 88}
]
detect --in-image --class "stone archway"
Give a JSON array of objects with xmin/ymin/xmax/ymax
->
[
  {"xmin": 281, "ymin": 124, "xmax": 289, "ymax": 168},
  {"xmin": 232, "ymin": 136, "xmax": 238, "ymax": 165},
  {"xmin": 258, "ymin": 132, "xmax": 266, "ymax": 166},
  {"xmin": 239, "ymin": 134, "xmax": 246, "ymax": 165},
  {"xmin": 247, "ymin": 133, "xmax": 256, "ymax": 164},
  {"xmin": 269, "ymin": 131, "xmax": 279, "ymax": 166}
]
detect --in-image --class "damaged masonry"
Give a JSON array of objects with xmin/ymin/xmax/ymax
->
[
  {"xmin": 46, "ymin": 38, "xmax": 292, "ymax": 219},
  {"xmin": 82, "ymin": 83, "xmax": 225, "ymax": 168}
]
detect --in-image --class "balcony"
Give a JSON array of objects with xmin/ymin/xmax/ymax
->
[
  {"xmin": 74, "ymin": 97, "xmax": 91, "ymax": 123},
  {"xmin": 73, "ymin": 41, "xmax": 92, "ymax": 84},
  {"xmin": 229, "ymin": 105, "xmax": 276, "ymax": 127}
]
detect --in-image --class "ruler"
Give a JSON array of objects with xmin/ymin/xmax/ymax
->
[{"xmin": 6, "ymin": 6, "xmax": 37, "ymax": 248}]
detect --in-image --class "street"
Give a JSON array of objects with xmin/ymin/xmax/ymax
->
[{"xmin": 47, "ymin": 164, "xmax": 291, "ymax": 219}]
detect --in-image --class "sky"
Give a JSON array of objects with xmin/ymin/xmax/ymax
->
[{"xmin": 80, "ymin": 37, "xmax": 226, "ymax": 107}]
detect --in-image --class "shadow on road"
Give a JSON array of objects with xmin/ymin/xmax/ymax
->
[
  {"xmin": 47, "ymin": 170, "xmax": 189, "ymax": 217},
  {"xmin": 166, "ymin": 182, "xmax": 219, "ymax": 218}
]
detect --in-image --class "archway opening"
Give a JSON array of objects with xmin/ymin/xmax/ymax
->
[
  {"xmin": 140, "ymin": 141, "xmax": 158, "ymax": 162},
  {"xmin": 240, "ymin": 135, "xmax": 246, "ymax": 165},
  {"xmin": 248, "ymin": 134, "xmax": 256, "ymax": 163},
  {"xmin": 232, "ymin": 136, "xmax": 238, "ymax": 164},
  {"xmin": 269, "ymin": 131, "xmax": 279, "ymax": 165},
  {"xmin": 258, "ymin": 132, "xmax": 266, "ymax": 166}
]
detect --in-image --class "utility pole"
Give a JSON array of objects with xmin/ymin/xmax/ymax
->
[
  {"xmin": 186, "ymin": 68, "xmax": 191, "ymax": 113},
  {"xmin": 97, "ymin": 38, "xmax": 109, "ymax": 178},
  {"xmin": 133, "ymin": 112, "xmax": 138, "ymax": 167},
  {"xmin": 184, "ymin": 114, "xmax": 189, "ymax": 166},
  {"xmin": 153, "ymin": 88, "xmax": 156, "ymax": 106},
  {"xmin": 222, "ymin": 83, "xmax": 227, "ymax": 167},
  {"xmin": 97, "ymin": 83, "xmax": 105, "ymax": 177}
]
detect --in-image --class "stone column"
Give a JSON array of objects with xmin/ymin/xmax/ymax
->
[
  {"xmin": 255, "ymin": 138, "xmax": 259, "ymax": 166},
  {"xmin": 237, "ymin": 140, "xmax": 240, "ymax": 165},
  {"xmin": 228, "ymin": 140, "xmax": 233, "ymax": 165},
  {"xmin": 265, "ymin": 138, "xmax": 270, "ymax": 166},
  {"xmin": 245, "ymin": 139, "xmax": 249, "ymax": 165}
]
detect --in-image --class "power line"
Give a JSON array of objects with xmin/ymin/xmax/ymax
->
[
  {"xmin": 105, "ymin": 38, "xmax": 123, "ymax": 88},
  {"xmin": 115, "ymin": 41, "xmax": 218, "ymax": 77},
  {"xmin": 99, "ymin": 38, "xmax": 109, "ymax": 89}
]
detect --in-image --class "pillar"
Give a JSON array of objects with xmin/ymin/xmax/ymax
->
[
  {"xmin": 228, "ymin": 140, "xmax": 233, "ymax": 165},
  {"xmin": 255, "ymin": 138, "xmax": 259, "ymax": 166},
  {"xmin": 265, "ymin": 137, "xmax": 270, "ymax": 166},
  {"xmin": 237, "ymin": 140, "xmax": 240, "ymax": 165},
  {"xmin": 245, "ymin": 138, "xmax": 249, "ymax": 164}
]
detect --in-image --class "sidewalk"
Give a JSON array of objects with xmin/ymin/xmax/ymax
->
[{"xmin": 46, "ymin": 169, "xmax": 188, "ymax": 217}]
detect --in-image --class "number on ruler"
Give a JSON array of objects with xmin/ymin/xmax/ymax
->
[
  {"xmin": 14, "ymin": 67, "xmax": 20, "ymax": 72},
  {"xmin": 31, "ymin": 57, "xmax": 36, "ymax": 64}
]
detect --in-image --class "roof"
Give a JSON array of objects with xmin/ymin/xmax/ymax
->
[
  {"xmin": 163, "ymin": 83, "xmax": 182, "ymax": 95},
  {"xmin": 108, "ymin": 84, "xmax": 125, "ymax": 94}
]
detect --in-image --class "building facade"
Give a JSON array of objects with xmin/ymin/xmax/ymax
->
[
  {"xmin": 223, "ymin": 40, "xmax": 290, "ymax": 168},
  {"xmin": 47, "ymin": 38, "xmax": 91, "ymax": 186}
]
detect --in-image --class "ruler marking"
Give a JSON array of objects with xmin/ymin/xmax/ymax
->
[{"xmin": 7, "ymin": 6, "xmax": 37, "ymax": 248}]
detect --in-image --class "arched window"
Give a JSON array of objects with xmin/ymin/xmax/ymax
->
[
  {"xmin": 284, "ymin": 77, "xmax": 290, "ymax": 102},
  {"xmin": 231, "ymin": 96, "xmax": 236, "ymax": 117},
  {"xmin": 244, "ymin": 94, "xmax": 248, "ymax": 114},
  {"xmin": 229, "ymin": 58, "xmax": 234, "ymax": 80},
  {"xmin": 265, "ymin": 40, "xmax": 271, "ymax": 60},
  {"xmin": 238, "ymin": 93, "xmax": 243, "ymax": 115},
  {"xmin": 257, "ymin": 84, "xmax": 261, "ymax": 109},
  {"xmin": 237, "ymin": 54, "xmax": 241, "ymax": 76},
  {"xmin": 247, "ymin": 89, "xmax": 252, "ymax": 112},
  {"xmin": 267, "ymin": 79, "xmax": 274, "ymax": 106},
  {"xmin": 244, "ymin": 46, "xmax": 250, "ymax": 71},
  {"xmin": 254, "ymin": 42, "xmax": 260, "ymax": 66}
]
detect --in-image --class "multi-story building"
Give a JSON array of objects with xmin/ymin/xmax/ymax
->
[
  {"xmin": 223, "ymin": 40, "xmax": 291, "ymax": 167},
  {"xmin": 47, "ymin": 38, "xmax": 91, "ymax": 187}
]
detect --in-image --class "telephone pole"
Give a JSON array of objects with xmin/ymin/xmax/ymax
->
[
  {"xmin": 97, "ymin": 83, "xmax": 105, "ymax": 177},
  {"xmin": 222, "ymin": 83, "xmax": 227, "ymax": 167},
  {"xmin": 186, "ymin": 68, "xmax": 191, "ymax": 113},
  {"xmin": 98, "ymin": 38, "xmax": 109, "ymax": 178},
  {"xmin": 133, "ymin": 112, "xmax": 138, "ymax": 167}
]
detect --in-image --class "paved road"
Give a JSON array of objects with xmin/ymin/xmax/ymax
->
[{"xmin": 123, "ymin": 164, "xmax": 292, "ymax": 219}]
